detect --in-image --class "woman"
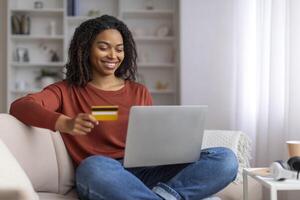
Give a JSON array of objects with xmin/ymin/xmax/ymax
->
[{"xmin": 10, "ymin": 15, "xmax": 238, "ymax": 200}]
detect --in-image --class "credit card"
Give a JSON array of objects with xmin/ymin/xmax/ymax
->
[{"xmin": 91, "ymin": 106, "xmax": 119, "ymax": 121}]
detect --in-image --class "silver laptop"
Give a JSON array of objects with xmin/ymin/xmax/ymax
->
[{"xmin": 123, "ymin": 105, "xmax": 207, "ymax": 168}]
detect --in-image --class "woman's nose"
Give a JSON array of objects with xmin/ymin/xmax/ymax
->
[{"xmin": 107, "ymin": 49, "xmax": 116, "ymax": 59}]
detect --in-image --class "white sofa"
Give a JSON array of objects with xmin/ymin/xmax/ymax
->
[{"xmin": 0, "ymin": 114, "xmax": 262, "ymax": 200}]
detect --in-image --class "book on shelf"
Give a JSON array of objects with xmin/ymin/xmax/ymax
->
[
  {"xmin": 67, "ymin": 0, "xmax": 74, "ymax": 16},
  {"xmin": 74, "ymin": 0, "xmax": 80, "ymax": 16},
  {"xmin": 67, "ymin": 0, "xmax": 79, "ymax": 16}
]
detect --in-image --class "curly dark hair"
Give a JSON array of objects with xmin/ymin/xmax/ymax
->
[{"xmin": 65, "ymin": 15, "xmax": 137, "ymax": 86}]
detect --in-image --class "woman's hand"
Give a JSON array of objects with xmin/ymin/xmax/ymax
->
[{"xmin": 55, "ymin": 113, "xmax": 99, "ymax": 136}]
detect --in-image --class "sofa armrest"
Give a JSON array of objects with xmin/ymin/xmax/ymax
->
[{"xmin": 0, "ymin": 140, "xmax": 38, "ymax": 200}]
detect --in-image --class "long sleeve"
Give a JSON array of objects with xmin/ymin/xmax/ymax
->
[
  {"xmin": 9, "ymin": 84, "xmax": 63, "ymax": 131},
  {"xmin": 143, "ymin": 87, "xmax": 153, "ymax": 106}
]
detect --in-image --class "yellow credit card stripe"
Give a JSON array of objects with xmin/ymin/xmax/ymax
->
[
  {"xmin": 94, "ymin": 115, "xmax": 118, "ymax": 121},
  {"xmin": 91, "ymin": 106, "xmax": 119, "ymax": 121}
]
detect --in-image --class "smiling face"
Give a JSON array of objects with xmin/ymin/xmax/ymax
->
[{"xmin": 89, "ymin": 29, "xmax": 125, "ymax": 79}]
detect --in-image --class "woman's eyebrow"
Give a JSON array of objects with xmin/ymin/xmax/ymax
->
[
  {"xmin": 96, "ymin": 41, "xmax": 123, "ymax": 46},
  {"xmin": 96, "ymin": 41, "xmax": 110, "ymax": 45}
]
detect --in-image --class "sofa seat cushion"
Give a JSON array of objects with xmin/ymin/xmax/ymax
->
[
  {"xmin": 216, "ymin": 177, "xmax": 262, "ymax": 200},
  {"xmin": 38, "ymin": 189, "xmax": 78, "ymax": 200},
  {"xmin": 38, "ymin": 180, "xmax": 262, "ymax": 200}
]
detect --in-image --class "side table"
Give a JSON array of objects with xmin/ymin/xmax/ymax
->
[{"xmin": 243, "ymin": 168, "xmax": 300, "ymax": 200}]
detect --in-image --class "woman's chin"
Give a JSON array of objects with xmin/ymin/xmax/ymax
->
[
  {"xmin": 101, "ymin": 70, "xmax": 117, "ymax": 77},
  {"xmin": 93, "ymin": 65, "xmax": 119, "ymax": 77}
]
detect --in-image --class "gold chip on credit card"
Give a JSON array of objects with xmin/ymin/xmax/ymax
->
[{"xmin": 91, "ymin": 106, "xmax": 119, "ymax": 121}]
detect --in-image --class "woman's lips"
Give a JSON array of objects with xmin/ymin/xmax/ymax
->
[{"xmin": 102, "ymin": 61, "xmax": 118, "ymax": 69}]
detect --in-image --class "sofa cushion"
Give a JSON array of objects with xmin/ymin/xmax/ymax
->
[
  {"xmin": 0, "ymin": 139, "xmax": 39, "ymax": 200},
  {"xmin": 38, "ymin": 180, "xmax": 263, "ymax": 200},
  {"xmin": 38, "ymin": 189, "xmax": 78, "ymax": 200},
  {"xmin": 217, "ymin": 177, "xmax": 262, "ymax": 200},
  {"xmin": 0, "ymin": 114, "xmax": 59, "ymax": 193},
  {"xmin": 50, "ymin": 133, "xmax": 75, "ymax": 194},
  {"xmin": 0, "ymin": 114, "xmax": 75, "ymax": 194}
]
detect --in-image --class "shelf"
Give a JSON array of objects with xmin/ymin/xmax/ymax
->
[
  {"xmin": 150, "ymin": 89, "xmax": 175, "ymax": 94},
  {"xmin": 138, "ymin": 63, "xmax": 175, "ymax": 68},
  {"xmin": 11, "ymin": 62, "xmax": 65, "ymax": 67},
  {"xmin": 134, "ymin": 36, "xmax": 174, "ymax": 42},
  {"xmin": 11, "ymin": 8, "xmax": 64, "ymax": 16},
  {"xmin": 11, "ymin": 89, "xmax": 40, "ymax": 94},
  {"xmin": 122, "ymin": 10, "xmax": 173, "ymax": 18},
  {"xmin": 67, "ymin": 16, "xmax": 94, "ymax": 23},
  {"xmin": 11, "ymin": 35, "xmax": 64, "ymax": 40}
]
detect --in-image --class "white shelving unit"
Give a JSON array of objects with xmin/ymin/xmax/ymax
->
[
  {"xmin": 6, "ymin": 0, "xmax": 66, "ymax": 109},
  {"xmin": 6, "ymin": 0, "xmax": 179, "ymax": 108},
  {"xmin": 119, "ymin": 0, "xmax": 179, "ymax": 105},
  {"xmin": 11, "ymin": 8, "xmax": 65, "ymax": 13}
]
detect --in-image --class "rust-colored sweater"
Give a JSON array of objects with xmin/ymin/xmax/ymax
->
[{"xmin": 10, "ymin": 80, "xmax": 152, "ymax": 165}]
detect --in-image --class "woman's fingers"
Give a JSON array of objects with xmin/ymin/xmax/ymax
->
[
  {"xmin": 88, "ymin": 114, "xmax": 99, "ymax": 125},
  {"xmin": 71, "ymin": 113, "xmax": 99, "ymax": 136},
  {"xmin": 79, "ymin": 113, "xmax": 99, "ymax": 125},
  {"xmin": 75, "ymin": 118, "xmax": 94, "ymax": 128},
  {"xmin": 74, "ymin": 123, "xmax": 92, "ymax": 133},
  {"xmin": 73, "ymin": 128, "xmax": 88, "ymax": 136}
]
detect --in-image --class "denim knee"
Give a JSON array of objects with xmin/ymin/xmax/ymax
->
[
  {"xmin": 213, "ymin": 147, "xmax": 239, "ymax": 181},
  {"xmin": 201, "ymin": 147, "xmax": 238, "ymax": 180},
  {"xmin": 76, "ymin": 156, "xmax": 162, "ymax": 200},
  {"xmin": 76, "ymin": 155, "xmax": 123, "ymax": 184},
  {"xmin": 75, "ymin": 156, "xmax": 125, "ymax": 199},
  {"xmin": 79, "ymin": 155, "xmax": 121, "ymax": 169}
]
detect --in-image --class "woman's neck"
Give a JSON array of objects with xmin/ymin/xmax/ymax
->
[{"xmin": 90, "ymin": 76, "xmax": 125, "ymax": 91}]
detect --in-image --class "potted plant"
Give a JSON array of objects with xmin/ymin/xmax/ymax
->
[{"xmin": 37, "ymin": 69, "xmax": 59, "ymax": 88}]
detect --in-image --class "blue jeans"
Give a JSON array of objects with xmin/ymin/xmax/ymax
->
[{"xmin": 76, "ymin": 147, "xmax": 238, "ymax": 200}]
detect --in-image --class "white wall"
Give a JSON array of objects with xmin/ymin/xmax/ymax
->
[
  {"xmin": 0, "ymin": 0, "xmax": 7, "ymax": 112},
  {"xmin": 286, "ymin": 1, "xmax": 300, "ymax": 198},
  {"xmin": 180, "ymin": 0, "xmax": 235, "ymax": 129},
  {"xmin": 288, "ymin": 0, "xmax": 300, "ymax": 140}
]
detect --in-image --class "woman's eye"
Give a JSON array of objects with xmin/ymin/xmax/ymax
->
[
  {"xmin": 98, "ymin": 46, "xmax": 108, "ymax": 51},
  {"xmin": 116, "ymin": 49, "xmax": 124, "ymax": 53}
]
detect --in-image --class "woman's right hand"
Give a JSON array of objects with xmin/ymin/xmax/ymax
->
[{"xmin": 55, "ymin": 113, "xmax": 99, "ymax": 136}]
